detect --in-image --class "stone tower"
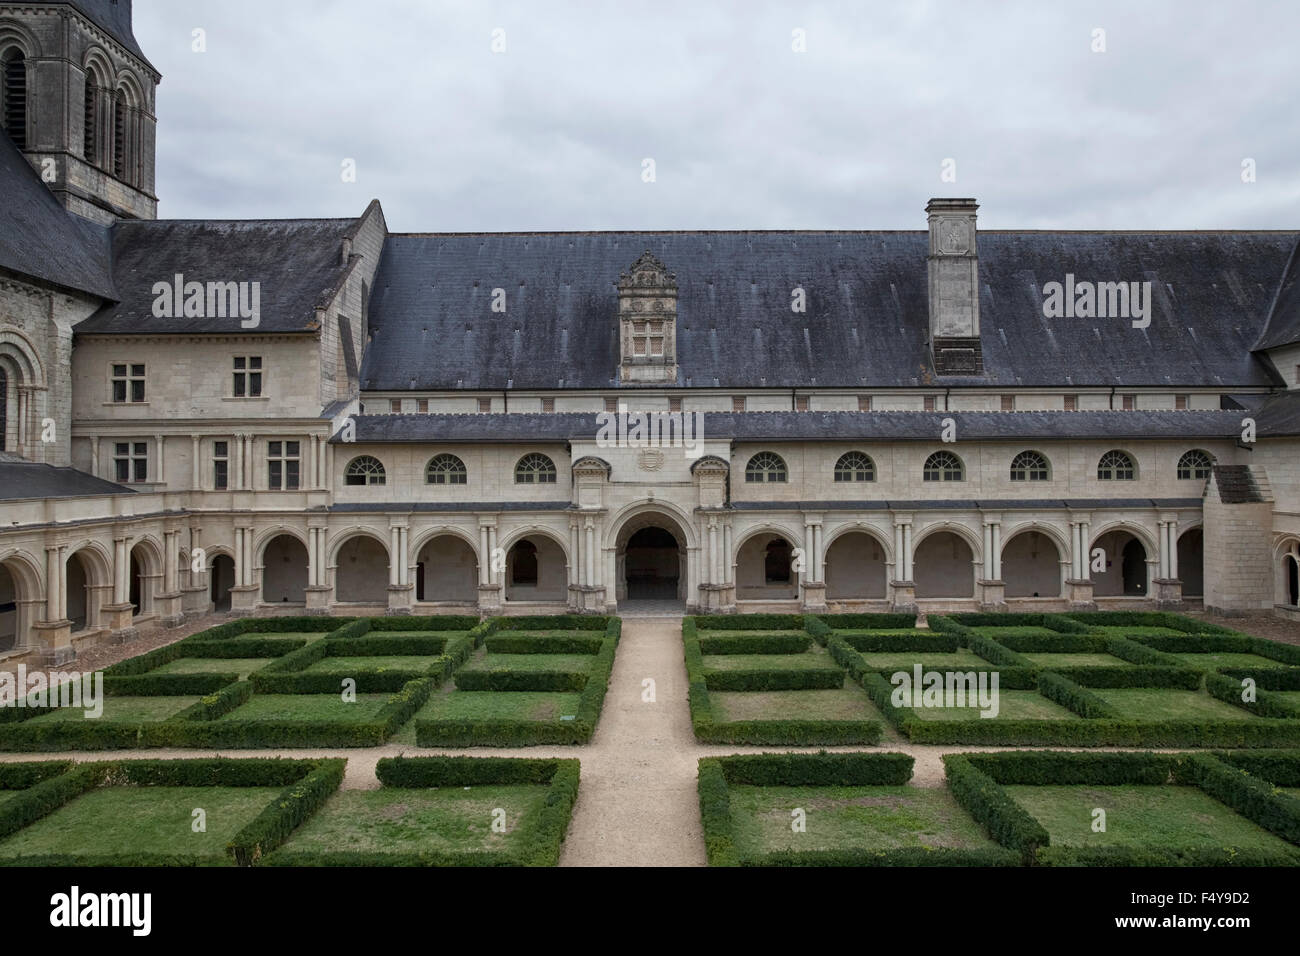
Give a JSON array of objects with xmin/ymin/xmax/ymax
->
[{"xmin": 0, "ymin": 0, "xmax": 159, "ymax": 223}]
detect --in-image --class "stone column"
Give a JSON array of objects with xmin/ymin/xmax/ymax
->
[
  {"xmin": 156, "ymin": 529, "xmax": 185, "ymax": 626},
  {"xmin": 91, "ymin": 436, "xmax": 100, "ymax": 478},
  {"xmin": 801, "ymin": 518, "xmax": 827, "ymax": 612},
  {"xmin": 232, "ymin": 434, "xmax": 243, "ymax": 491},
  {"xmin": 35, "ymin": 545, "xmax": 73, "ymax": 665},
  {"xmin": 305, "ymin": 523, "xmax": 332, "ymax": 615},
  {"xmin": 723, "ymin": 522, "xmax": 733, "ymax": 585},
  {"xmin": 979, "ymin": 516, "xmax": 1007, "ymax": 610},
  {"xmin": 191, "ymin": 435, "xmax": 201, "ymax": 490},
  {"xmin": 230, "ymin": 525, "xmax": 259, "ymax": 615},
  {"xmin": 181, "ymin": 525, "xmax": 209, "ymax": 618},
  {"xmin": 477, "ymin": 519, "xmax": 502, "ymax": 614},
  {"xmin": 1154, "ymin": 514, "xmax": 1183, "ymax": 608},
  {"xmin": 890, "ymin": 515, "xmax": 916, "ymax": 613},
  {"xmin": 155, "ymin": 434, "xmax": 165, "ymax": 484},
  {"xmin": 1066, "ymin": 516, "xmax": 1096, "ymax": 609},
  {"xmin": 387, "ymin": 521, "xmax": 413, "ymax": 615}
]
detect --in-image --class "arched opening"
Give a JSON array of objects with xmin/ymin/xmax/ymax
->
[
  {"xmin": 65, "ymin": 551, "xmax": 106, "ymax": 631},
  {"xmin": 1001, "ymin": 530, "xmax": 1062, "ymax": 598},
  {"xmin": 914, "ymin": 531, "xmax": 975, "ymax": 599},
  {"xmin": 335, "ymin": 536, "xmax": 389, "ymax": 604},
  {"xmin": 0, "ymin": 562, "xmax": 20, "ymax": 652},
  {"xmin": 2, "ymin": 49, "xmax": 27, "ymax": 151},
  {"xmin": 0, "ymin": 366, "xmax": 7, "ymax": 452},
  {"xmin": 210, "ymin": 554, "xmax": 235, "ymax": 612},
  {"xmin": 1177, "ymin": 528, "xmax": 1204, "ymax": 598},
  {"xmin": 736, "ymin": 533, "xmax": 797, "ymax": 600},
  {"xmin": 825, "ymin": 531, "xmax": 887, "ymax": 600},
  {"xmin": 415, "ymin": 534, "xmax": 477, "ymax": 603},
  {"xmin": 1289, "ymin": 555, "xmax": 1299, "ymax": 608},
  {"xmin": 261, "ymin": 534, "xmax": 308, "ymax": 604},
  {"xmin": 127, "ymin": 542, "xmax": 160, "ymax": 617},
  {"xmin": 505, "ymin": 535, "xmax": 566, "ymax": 602},
  {"xmin": 624, "ymin": 527, "xmax": 680, "ymax": 601},
  {"xmin": 1092, "ymin": 529, "xmax": 1148, "ymax": 597}
]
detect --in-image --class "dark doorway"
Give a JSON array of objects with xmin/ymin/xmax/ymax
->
[
  {"xmin": 1288, "ymin": 555, "xmax": 1299, "ymax": 607},
  {"xmin": 1177, "ymin": 529, "xmax": 1204, "ymax": 597},
  {"xmin": 511, "ymin": 540, "xmax": 538, "ymax": 586},
  {"xmin": 1121, "ymin": 538, "xmax": 1147, "ymax": 595},
  {"xmin": 624, "ymin": 527, "xmax": 679, "ymax": 600},
  {"xmin": 129, "ymin": 553, "xmax": 142, "ymax": 614},
  {"xmin": 210, "ymin": 554, "xmax": 235, "ymax": 611},
  {"xmin": 765, "ymin": 539, "xmax": 793, "ymax": 584}
]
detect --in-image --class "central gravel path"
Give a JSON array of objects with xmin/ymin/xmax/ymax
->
[{"xmin": 558, "ymin": 616, "xmax": 704, "ymax": 866}]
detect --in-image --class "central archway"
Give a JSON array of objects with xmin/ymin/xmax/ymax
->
[{"xmin": 611, "ymin": 509, "xmax": 690, "ymax": 605}]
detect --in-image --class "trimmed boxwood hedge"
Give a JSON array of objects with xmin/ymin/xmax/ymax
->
[
  {"xmin": 698, "ymin": 632, "xmax": 812, "ymax": 655},
  {"xmin": 414, "ymin": 618, "xmax": 621, "ymax": 747},
  {"xmin": 265, "ymin": 756, "xmax": 580, "ymax": 866},
  {"xmin": 694, "ymin": 614, "xmax": 805, "ymax": 631},
  {"xmin": 700, "ymin": 752, "xmax": 1018, "ymax": 867},
  {"xmin": 682, "ymin": 617, "xmax": 882, "ymax": 746},
  {"xmin": 944, "ymin": 612, "xmax": 1091, "ymax": 634},
  {"xmin": 0, "ymin": 757, "xmax": 344, "ymax": 866},
  {"xmin": 180, "ymin": 617, "xmax": 355, "ymax": 642},
  {"xmin": 1064, "ymin": 610, "xmax": 1236, "ymax": 634},
  {"xmin": 1130, "ymin": 632, "xmax": 1300, "ymax": 668},
  {"xmin": 702, "ymin": 668, "xmax": 845, "ymax": 692},
  {"xmin": 1205, "ymin": 672, "xmax": 1300, "ymax": 718},
  {"xmin": 814, "ymin": 613, "xmax": 918, "ymax": 631},
  {"xmin": 1212, "ymin": 749, "xmax": 1300, "ymax": 787},
  {"xmin": 485, "ymin": 633, "xmax": 604, "ymax": 655}
]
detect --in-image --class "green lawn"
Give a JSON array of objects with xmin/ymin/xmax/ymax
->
[
  {"xmin": 217, "ymin": 693, "xmax": 392, "ymax": 722},
  {"xmin": 149, "ymin": 657, "xmax": 274, "ymax": 678},
  {"xmin": 275, "ymin": 785, "xmax": 551, "ymax": 856},
  {"xmin": 412, "ymin": 691, "xmax": 582, "ymax": 722},
  {"xmin": 1089, "ymin": 626, "xmax": 1191, "ymax": 639},
  {"xmin": 0, "ymin": 786, "xmax": 283, "ymax": 863},
  {"xmin": 490, "ymin": 629, "xmax": 599, "ymax": 641},
  {"xmin": 728, "ymin": 784, "xmax": 1000, "ymax": 856},
  {"xmin": 834, "ymin": 629, "xmax": 934, "ymax": 639},
  {"xmin": 907, "ymin": 690, "xmax": 1077, "ymax": 722},
  {"xmin": 234, "ymin": 631, "xmax": 332, "ymax": 641},
  {"xmin": 710, "ymin": 688, "xmax": 881, "ymax": 722},
  {"xmin": 24, "ymin": 695, "xmax": 201, "ymax": 723},
  {"xmin": 970, "ymin": 626, "xmax": 1062, "ymax": 640},
  {"xmin": 857, "ymin": 649, "xmax": 989, "ymax": 670},
  {"xmin": 1021, "ymin": 652, "xmax": 1135, "ymax": 668},
  {"xmin": 702, "ymin": 653, "xmax": 840, "ymax": 672},
  {"xmin": 1004, "ymin": 784, "xmax": 1295, "ymax": 852},
  {"xmin": 1091, "ymin": 688, "xmax": 1256, "ymax": 721},
  {"xmin": 1170, "ymin": 652, "xmax": 1291, "ymax": 670},
  {"xmin": 460, "ymin": 654, "xmax": 594, "ymax": 673},
  {"xmin": 696, "ymin": 629, "xmax": 807, "ymax": 639},
  {"xmin": 302, "ymin": 655, "xmax": 445, "ymax": 674},
  {"xmin": 358, "ymin": 630, "xmax": 462, "ymax": 641}
]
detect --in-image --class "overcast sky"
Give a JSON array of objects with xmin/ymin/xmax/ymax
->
[{"xmin": 135, "ymin": 0, "xmax": 1299, "ymax": 231}]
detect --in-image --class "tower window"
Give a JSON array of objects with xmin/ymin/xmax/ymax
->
[
  {"xmin": 2, "ymin": 50, "xmax": 26, "ymax": 150},
  {"xmin": 83, "ymin": 78, "xmax": 98, "ymax": 164},
  {"xmin": 113, "ymin": 92, "xmax": 127, "ymax": 179}
]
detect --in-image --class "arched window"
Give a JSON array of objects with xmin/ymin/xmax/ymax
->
[
  {"xmin": 922, "ymin": 451, "xmax": 964, "ymax": 481},
  {"xmin": 1097, "ymin": 450, "xmax": 1137, "ymax": 481},
  {"xmin": 834, "ymin": 451, "xmax": 875, "ymax": 482},
  {"xmin": 745, "ymin": 452, "xmax": 787, "ymax": 483},
  {"xmin": 83, "ymin": 76, "xmax": 97, "ymax": 164},
  {"xmin": 2, "ymin": 49, "xmax": 27, "ymax": 150},
  {"xmin": 515, "ymin": 453, "xmax": 556, "ymax": 484},
  {"xmin": 344, "ymin": 455, "xmax": 386, "ymax": 486},
  {"xmin": 112, "ymin": 90, "xmax": 126, "ymax": 180},
  {"xmin": 425, "ymin": 454, "xmax": 467, "ymax": 485},
  {"xmin": 0, "ymin": 367, "xmax": 7, "ymax": 452},
  {"xmin": 1176, "ymin": 449, "xmax": 1214, "ymax": 480},
  {"xmin": 1009, "ymin": 450, "xmax": 1050, "ymax": 482}
]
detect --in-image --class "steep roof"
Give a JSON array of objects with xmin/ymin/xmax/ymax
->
[
  {"xmin": 0, "ymin": 130, "xmax": 115, "ymax": 299},
  {"xmin": 40, "ymin": 0, "xmax": 156, "ymax": 71},
  {"xmin": 360, "ymin": 230, "xmax": 1294, "ymax": 392},
  {"xmin": 1253, "ymin": 238, "xmax": 1300, "ymax": 350},
  {"xmin": 75, "ymin": 218, "xmax": 359, "ymax": 335},
  {"xmin": 0, "ymin": 459, "xmax": 134, "ymax": 501},
  {"xmin": 331, "ymin": 409, "xmax": 1254, "ymax": 444}
]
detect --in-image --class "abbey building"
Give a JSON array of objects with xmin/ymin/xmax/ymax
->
[{"xmin": 2, "ymin": 1, "xmax": 1299, "ymax": 665}]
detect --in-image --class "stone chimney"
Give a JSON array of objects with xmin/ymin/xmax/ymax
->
[{"xmin": 926, "ymin": 198, "xmax": 982, "ymax": 375}]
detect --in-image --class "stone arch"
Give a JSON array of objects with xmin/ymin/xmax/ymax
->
[
  {"xmin": 128, "ymin": 536, "xmax": 164, "ymax": 617},
  {"xmin": 203, "ymin": 546, "xmax": 237, "ymax": 613},
  {"xmin": 0, "ymin": 549, "xmax": 41, "ymax": 653},
  {"xmin": 0, "ymin": 327, "xmax": 45, "ymax": 455},
  {"xmin": 261, "ymin": 533, "xmax": 309, "ymax": 605},
  {"xmin": 913, "ymin": 528, "xmax": 977, "ymax": 599},
  {"xmin": 0, "ymin": 21, "xmax": 38, "ymax": 61},
  {"xmin": 65, "ymin": 541, "xmax": 112, "ymax": 631},
  {"xmin": 330, "ymin": 530, "xmax": 390, "ymax": 604},
  {"xmin": 1090, "ymin": 523, "xmax": 1154, "ymax": 598},
  {"xmin": 1177, "ymin": 525, "xmax": 1205, "ymax": 598},
  {"xmin": 824, "ymin": 527, "xmax": 890, "ymax": 600},
  {"xmin": 500, "ymin": 528, "xmax": 569, "ymax": 603},
  {"xmin": 1000, "ymin": 525, "xmax": 1066, "ymax": 598},
  {"xmin": 1275, "ymin": 537, "xmax": 1300, "ymax": 609},
  {"xmin": 254, "ymin": 525, "xmax": 309, "ymax": 562},
  {"xmin": 413, "ymin": 529, "xmax": 479, "ymax": 604},
  {"xmin": 609, "ymin": 506, "xmax": 692, "ymax": 603},
  {"xmin": 734, "ymin": 525, "xmax": 801, "ymax": 601}
]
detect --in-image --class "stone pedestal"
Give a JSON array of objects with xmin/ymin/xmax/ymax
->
[
  {"xmin": 1154, "ymin": 578, "xmax": 1184, "ymax": 609},
  {"xmin": 572, "ymin": 585, "xmax": 606, "ymax": 613},
  {"xmin": 890, "ymin": 580, "xmax": 917, "ymax": 614},
  {"xmin": 477, "ymin": 583, "xmax": 503, "ymax": 616},
  {"xmin": 229, "ymin": 584, "xmax": 260, "ymax": 617},
  {"xmin": 34, "ymin": 620, "xmax": 74, "ymax": 666},
  {"xmin": 1065, "ymin": 578, "xmax": 1097, "ymax": 610},
  {"xmin": 697, "ymin": 583, "xmax": 736, "ymax": 613},
  {"xmin": 156, "ymin": 591, "xmax": 185, "ymax": 627},
  {"xmin": 103, "ymin": 603, "xmax": 139, "ymax": 644},
  {"xmin": 800, "ymin": 581, "xmax": 828, "ymax": 614},
  {"xmin": 978, "ymin": 579, "xmax": 1008, "ymax": 611},
  {"xmin": 180, "ymin": 585, "xmax": 210, "ymax": 619},
  {"xmin": 386, "ymin": 584, "xmax": 414, "ymax": 615},
  {"xmin": 304, "ymin": 585, "xmax": 333, "ymax": 616}
]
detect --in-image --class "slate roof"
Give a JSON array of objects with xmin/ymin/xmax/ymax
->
[
  {"xmin": 0, "ymin": 460, "xmax": 134, "ymax": 501},
  {"xmin": 360, "ymin": 230, "xmax": 1296, "ymax": 392},
  {"xmin": 40, "ymin": 1, "xmax": 156, "ymax": 71},
  {"xmin": 1210, "ymin": 465, "xmax": 1265, "ymax": 504},
  {"xmin": 331, "ymin": 410, "xmax": 1253, "ymax": 444},
  {"xmin": 1254, "ymin": 240, "xmax": 1300, "ymax": 350},
  {"xmin": 1253, "ymin": 390, "xmax": 1300, "ymax": 436},
  {"xmin": 0, "ymin": 131, "xmax": 115, "ymax": 299},
  {"xmin": 75, "ymin": 217, "xmax": 360, "ymax": 335}
]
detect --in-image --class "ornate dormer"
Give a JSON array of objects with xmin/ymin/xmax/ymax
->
[{"xmin": 617, "ymin": 250, "xmax": 678, "ymax": 384}]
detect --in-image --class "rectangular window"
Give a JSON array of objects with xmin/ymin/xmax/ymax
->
[
  {"xmin": 541, "ymin": 397, "xmax": 555, "ymax": 413},
  {"xmin": 857, "ymin": 395, "xmax": 872, "ymax": 412},
  {"xmin": 232, "ymin": 357, "xmax": 263, "ymax": 398},
  {"xmin": 1295, "ymin": 364, "xmax": 1300, "ymax": 386},
  {"xmin": 213, "ymin": 440, "xmax": 229, "ymax": 491},
  {"xmin": 668, "ymin": 398, "xmax": 682, "ymax": 413},
  {"xmin": 795, "ymin": 396, "xmax": 810, "ymax": 412},
  {"xmin": 1064, "ymin": 394, "xmax": 1078, "ymax": 411},
  {"xmin": 478, "ymin": 398, "xmax": 492, "ymax": 413},
  {"xmin": 1001, "ymin": 394, "xmax": 1015, "ymax": 411},
  {"xmin": 1175, "ymin": 394, "xmax": 1188, "ymax": 410},
  {"xmin": 111, "ymin": 363, "xmax": 146, "ymax": 403},
  {"xmin": 732, "ymin": 396, "xmax": 746, "ymax": 412},
  {"xmin": 267, "ymin": 440, "xmax": 301, "ymax": 491},
  {"xmin": 113, "ymin": 441, "xmax": 148, "ymax": 483},
  {"xmin": 417, "ymin": 399, "xmax": 428, "ymax": 414},
  {"xmin": 923, "ymin": 396, "xmax": 936, "ymax": 412},
  {"xmin": 1122, "ymin": 394, "xmax": 1136, "ymax": 411},
  {"xmin": 390, "ymin": 399, "xmax": 401, "ymax": 414}
]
